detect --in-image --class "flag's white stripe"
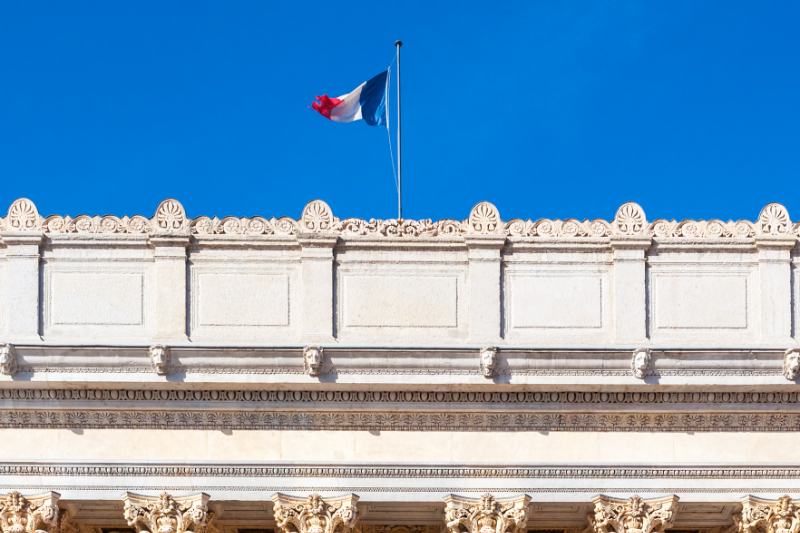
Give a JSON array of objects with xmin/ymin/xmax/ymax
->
[{"xmin": 330, "ymin": 82, "xmax": 366, "ymax": 123}]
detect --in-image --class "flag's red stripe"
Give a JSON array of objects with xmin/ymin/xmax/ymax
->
[{"xmin": 311, "ymin": 95, "xmax": 342, "ymax": 120}]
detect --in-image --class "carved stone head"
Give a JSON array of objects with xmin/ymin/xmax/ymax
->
[
  {"xmin": 150, "ymin": 345, "xmax": 169, "ymax": 375},
  {"xmin": 0, "ymin": 344, "xmax": 16, "ymax": 377},
  {"xmin": 631, "ymin": 348, "xmax": 651, "ymax": 379},
  {"xmin": 480, "ymin": 347, "xmax": 498, "ymax": 378},
  {"xmin": 304, "ymin": 346, "xmax": 323, "ymax": 377},
  {"xmin": 784, "ymin": 349, "xmax": 800, "ymax": 381}
]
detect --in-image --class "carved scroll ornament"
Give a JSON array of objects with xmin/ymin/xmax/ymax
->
[
  {"xmin": 123, "ymin": 492, "xmax": 216, "ymax": 533},
  {"xmin": 589, "ymin": 495, "xmax": 678, "ymax": 533},
  {"xmin": 0, "ymin": 491, "xmax": 60, "ymax": 533},
  {"xmin": 4, "ymin": 197, "xmax": 797, "ymax": 239},
  {"xmin": 735, "ymin": 495, "xmax": 800, "ymax": 533},
  {"xmin": 272, "ymin": 493, "xmax": 359, "ymax": 533},
  {"xmin": 444, "ymin": 493, "xmax": 531, "ymax": 533}
]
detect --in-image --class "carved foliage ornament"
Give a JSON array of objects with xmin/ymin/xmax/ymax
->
[
  {"xmin": 0, "ymin": 491, "xmax": 60, "ymax": 533},
  {"xmin": 589, "ymin": 495, "xmax": 678, "ymax": 533},
  {"xmin": 0, "ymin": 344, "xmax": 16, "ymax": 377},
  {"xmin": 444, "ymin": 493, "xmax": 531, "ymax": 533},
  {"xmin": 3, "ymin": 198, "xmax": 799, "ymax": 239},
  {"xmin": 123, "ymin": 492, "xmax": 216, "ymax": 533},
  {"xmin": 272, "ymin": 493, "xmax": 359, "ymax": 533},
  {"xmin": 736, "ymin": 495, "xmax": 800, "ymax": 533}
]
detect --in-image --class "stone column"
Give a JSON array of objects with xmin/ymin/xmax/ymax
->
[
  {"xmin": 610, "ymin": 235, "xmax": 651, "ymax": 343},
  {"xmin": 443, "ymin": 493, "xmax": 531, "ymax": 533},
  {"xmin": 465, "ymin": 234, "xmax": 505, "ymax": 343},
  {"xmin": 755, "ymin": 236, "xmax": 795, "ymax": 343},
  {"xmin": 2, "ymin": 233, "xmax": 44, "ymax": 342},
  {"xmin": 589, "ymin": 495, "xmax": 678, "ymax": 533},
  {"xmin": 298, "ymin": 234, "xmax": 337, "ymax": 342},
  {"xmin": 150, "ymin": 235, "xmax": 189, "ymax": 342},
  {"xmin": 123, "ymin": 492, "xmax": 215, "ymax": 533}
]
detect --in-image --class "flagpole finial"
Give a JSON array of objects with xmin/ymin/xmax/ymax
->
[{"xmin": 395, "ymin": 40, "xmax": 403, "ymax": 47}]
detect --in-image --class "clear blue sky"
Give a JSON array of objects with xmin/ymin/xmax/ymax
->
[{"xmin": 1, "ymin": 2, "xmax": 799, "ymax": 222}]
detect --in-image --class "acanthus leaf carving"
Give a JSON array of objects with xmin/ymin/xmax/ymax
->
[
  {"xmin": 122, "ymin": 492, "xmax": 216, "ymax": 533},
  {"xmin": 468, "ymin": 202, "xmax": 502, "ymax": 235},
  {"xmin": 614, "ymin": 203, "xmax": 646, "ymax": 236},
  {"xmin": 735, "ymin": 495, "xmax": 800, "ymax": 533},
  {"xmin": 272, "ymin": 493, "xmax": 359, "ymax": 533},
  {"xmin": 0, "ymin": 344, "xmax": 17, "ymax": 377},
  {"xmin": 302, "ymin": 200, "xmax": 335, "ymax": 233},
  {"xmin": 589, "ymin": 495, "xmax": 678, "ymax": 533},
  {"xmin": 6, "ymin": 199, "xmax": 41, "ymax": 232},
  {"xmin": 759, "ymin": 204, "xmax": 791, "ymax": 236},
  {"xmin": 0, "ymin": 491, "xmax": 61, "ymax": 533},
  {"xmin": 443, "ymin": 493, "xmax": 531, "ymax": 533},
  {"xmin": 154, "ymin": 199, "xmax": 188, "ymax": 233}
]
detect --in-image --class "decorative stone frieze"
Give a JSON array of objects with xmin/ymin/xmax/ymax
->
[
  {"xmin": 0, "ymin": 491, "xmax": 60, "ymax": 533},
  {"xmin": 784, "ymin": 349, "xmax": 799, "ymax": 381},
  {"xmin": 272, "ymin": 493, "xmax": 359, "ymax": 533},
  {"xmin": 631, "ymin": 349, "xmax": 651, "ymax": 379},
  {"xmin": 479, "ymin": 347, "xmax": 498, "ymax": 377},
  {"xmin": 7, "ymin": 198, "xmax": 798, "ymax": 239},
  {"xmin": 303, "ymin": 346, "xmax": 323, "ymax": 377},
  {"xmin": 0, "ymin": 344, "xmax": 16, "ymax": 377},
  {"xmin": 443, "ymin": 493, "xmax": 531, "ymax": 533},
  {"xmin": 150, "ymin": 345, "xmax": 170, "ymax": 376},
  {"xmin": 735, "ymin": 495, "xmax": 800, "ymax": 533},
  {"xmin": 589, "ymin": 495, "xmax": 678, "ymax": 533},
  {"xmin": 122, "ymin": 491, "xmax": 216, "ymax": 533}
]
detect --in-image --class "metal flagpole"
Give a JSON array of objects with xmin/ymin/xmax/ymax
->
[{"xmin": 395, "ymin": 40, "xmax": 402, "ymax": 220}]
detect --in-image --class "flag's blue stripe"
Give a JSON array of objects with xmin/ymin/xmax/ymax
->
[{"xmin": 359, "ymin": 70, "xmax": 388, "ymax": 127}]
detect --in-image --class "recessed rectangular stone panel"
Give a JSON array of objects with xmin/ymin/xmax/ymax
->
[
  {"xmin": 509, "ymin": 274, "xmax": 603, "ymax": 328},
  {"xmin": 51, "ymin": 272, "xmax": 144, "ymax": 325},
  {"xmin": 653, "ymin": 274, "xmax": 748, "ymax": 329},
  {"xmin": 342, "ymin": 275, "xmax": 458, "ymax": 327},
  {"xmin": 198, "ymin": 273, "xmax": 289, "ymax": 326}
]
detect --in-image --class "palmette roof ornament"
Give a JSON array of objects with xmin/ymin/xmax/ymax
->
[
  {"xmin": 443, "ymin": 493, "xmax": 531, "ymax": 533},
  {"xmin": 1, "ymin": 198, "xmax": 798, "ymax": 240},
  {"xmin": 272, "ymin": 493, "xmax": 359, "ymax": 533},
  {"xmin": 589, "ymin": 495, "xmax": 678, "ymax": 533},
  {"xmin": 122, "ymin": 492, "xmax": 216, "ymax": 533},
  {"xmin": 0, "ymin": 491, "xmax": 60, "ymax": 533},
  {"xmin": 735, "ymin": 495, "xmax": 800, "ymax": 533}
]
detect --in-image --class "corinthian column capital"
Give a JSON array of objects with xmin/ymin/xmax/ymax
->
[
  {"xmin": 443, "ymin": 493, "xmax": 531, "ymax": 533},
  {"xmin": 271, "ymin": 493, "xmax": 359, "ymax": 533},
  {"xmin": 0, "ymin": 491, "xmax": 60, "ymax": 533},
  {"xmin": 122, "ymin": 492, "xmax": 216, "ymax": 533},
  {"xmin": 589, "ymin": 495, "xmax": 679, "ymax": 533},
  {"xmin": 735, "ymin": 495, "xmax": 800, "ymax": 533}
]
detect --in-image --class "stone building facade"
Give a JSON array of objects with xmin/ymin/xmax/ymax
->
[{"xmin": 1, "ymin": 198, "xmax": 800, "ymax": 533}]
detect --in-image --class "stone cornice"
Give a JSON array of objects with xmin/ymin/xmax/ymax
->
[{"xmin": 2, "ymin": 199, "xmax": 799, "ymax": 242}]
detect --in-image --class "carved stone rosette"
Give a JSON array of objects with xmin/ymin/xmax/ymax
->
[
  {"xmin": 589, "ymin": 495, "xmax": 678, "ymax": 533},
  {"xmin": 272, "ymin": 493, "xmax": 359, "ymax": 533},
  {"xmin": 735, "ymin": 495, "xmax": 800, "ymax": 533},
  {"xmin": 0, "ymin": 491, "xmax": 60, "ymax": 533},
  {"xmin": 122, "ymin": 492, "xmax": 216, "ymax": 533},
  {"xmin": 443, "ymin": 493, "xmax": 531, "ymax": 533}
]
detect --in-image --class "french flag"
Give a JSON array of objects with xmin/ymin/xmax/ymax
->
[{"xmin": 311, "ymin": 70, "xmax": 388, "ymax": 126}]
